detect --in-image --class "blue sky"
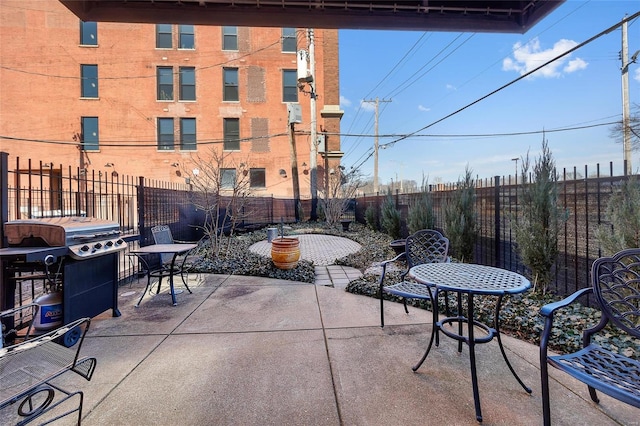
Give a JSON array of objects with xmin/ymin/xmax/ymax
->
[{"xmin": 338, "ymin": 0, "xmax": 640, "ymax": 186}]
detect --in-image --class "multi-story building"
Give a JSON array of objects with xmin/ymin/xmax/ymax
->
[{"xmin": 0, "ymin": 0, "xmax": 343, "ymax": 199}]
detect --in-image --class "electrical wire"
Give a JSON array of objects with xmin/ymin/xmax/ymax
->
[{"xmin": 377, "ymin": 11, "xmax": 640, "ymax": 152}]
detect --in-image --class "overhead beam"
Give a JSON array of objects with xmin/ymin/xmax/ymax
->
[{"xmin": 59, "ymin": 1, "xmax": 564, "ymax": 33}]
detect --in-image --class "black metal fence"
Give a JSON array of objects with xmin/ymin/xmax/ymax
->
[
  {"xmin": 356, "ymin": 163, "xmax": 630, "ymax": 298},
  {"xmin": 1, "ymin": 152, "xmax": 634, "ymax": 298}
]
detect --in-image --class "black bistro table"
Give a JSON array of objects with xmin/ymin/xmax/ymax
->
[
  {"xmin": 408, "ymin": 262, "xmax": 532, "ymax": 422},
  {"xmin": 130, "ymin": 243, "xmax": 196, "ymax": 306}
]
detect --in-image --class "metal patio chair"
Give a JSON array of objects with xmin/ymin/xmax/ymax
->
[
  {"xmin": 379, "ymin": 229, "xmax": 451, "ymax": 328},
  {"xmin": 539, "ymin": 248, "xmax": 640, "ymax": 426},
  {"xmin": 134, "ymin": 225, "xmax": 200, "ymax": 296}
]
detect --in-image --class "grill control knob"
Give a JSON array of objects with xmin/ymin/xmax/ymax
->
[
  {"xmin": 94, "ymin": 243, "xmax": 103, "ymax": 249},
  {"xmin": 116, "ymin": 239, "xmax": 124, "ymax": 245},
  {"xmin": 106, "ymin": 241, "xmax": 114, "ymax": 247},
  {"xmin": 80, "ymin": 245, "xmax": 90, "ymax": 252}
]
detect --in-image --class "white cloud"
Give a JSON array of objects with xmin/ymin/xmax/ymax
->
[
  {"xmin": 360, "ymin": 100, "xmax": 375, "ymax": 112},
  {"xmin": 635, "ymin": 68, "xmax": 640, "ymax": 83},
  {"xmin": 418, "ymin": 105, "xmax": 430, "ymax": 112},
  {"xmin": 564, "ymin": 58, "xmax": 588, "ymax": 73},
  {"xmin": 446, "ymin": 84, "xmax": 457, "ymax": 91},
  {"xmin": 502, "ymin": 37, "xmax": 587, "ymax": 78},
  {"xmin": 340, "ymin": 95, "xmax": 352, "ymax": 108}
]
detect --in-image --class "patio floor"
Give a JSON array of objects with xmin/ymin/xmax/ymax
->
[{"xmin": 38, "ymin": 271, "xmax": 639, "ymax": 426}]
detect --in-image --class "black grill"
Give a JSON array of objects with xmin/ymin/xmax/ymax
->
[{"xmin": 1, "ymin": 217, "xmax": 125, "ymax": 331}]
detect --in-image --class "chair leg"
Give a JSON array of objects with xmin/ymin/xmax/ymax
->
[
  {"xmin": 540, "ymin": 361, "xmax": 552, "ymax": 426},
  {"xmin": 135, "ymin": 274, "xmax": 153, "ymax": 307},
  {"xmin": 180, "ymin": 271, "xmax": 193, "ymax": 294},
  {"xmin": 402, "ymin": 299, "xmax": 410, "ymax": 314},
  {"xmin": 156, "ymin": 275, "xmax": 163, "ymax": 294},
  {"xmin": 380, "ymin": 290, "xmax": 385, "ymax": 328}
]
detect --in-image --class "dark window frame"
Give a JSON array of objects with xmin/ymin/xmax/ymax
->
[
  {"xmin": 222, "ymin": 26, "xmax": 238, "ymax": 51},
  {"xmin": 282, "ymin": 28, "xmax": 297, "ymax": 53},
  {"xmin": 80, "ymin": 21, "xmax": 97, "ymax": 46},
  {"xmin": 157, "ymin": 66, "xmax": 174, "ymax": 101},
  {"xmin": 223, "ymin": 118, "xmax": 240, "ymax": 151},
  {"xmin": 221, "ymin": 168, "xmax": 237, "ymax": 189},
  {"xmin": 80, "ymin": 64, "xmax": 98, "ymax": 98},
  {"xmin": 179, "ymin": 25, "xmax": 195, "ymax": 49},
  {"xmin": 179, "ymin": 67, "xmax": 196, "ymax": 101},
  {"xmin": 223, "ymin": 67, "xmax": 239, "ymax": 102},
  {"xmin": 180, "ymin": 118, "xmax": 197, "ymax": 151},
  {"xmin": 250, "ymin": 168, "xmax": 266, "ymax": 188},
  {"xmin": 156, "ymin": 24, "xmax": 173, "ymax": 48},
  {"xmin": 157, "ymin": 117, "xmax": 175, "ymax": 150},
  {"xmin": 282, "ymin": 69, "xmax": 298, "ymax": 102},
  {"xmin": 81, "ymin": 116, "xmax": 99, "ymax": 151}
]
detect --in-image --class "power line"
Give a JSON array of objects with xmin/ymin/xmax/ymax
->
[{"xmin": 378, "ymin": 11, "xmax": 640, "ymax": 151}]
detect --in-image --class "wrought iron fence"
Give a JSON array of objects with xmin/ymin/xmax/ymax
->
[
  {"xmin": 355, "ymin": 163, "xmax": 629, "ymax": 298},
  {"xmin": 1, "ymin": 151, "xmax": 634, "ymax": 298}
]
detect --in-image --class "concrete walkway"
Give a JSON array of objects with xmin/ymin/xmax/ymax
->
[
  {"xmin": 21, "ymin": 233, "xmax": 638, "ymax": 425},
  {"xmin": 38, "ymin": 272, "xmax": 638, "ymax": 426}
]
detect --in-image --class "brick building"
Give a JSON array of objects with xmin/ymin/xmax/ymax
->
[{"xmin": 0, "ymin": 0, "xmax": 343, "ymax": 199}]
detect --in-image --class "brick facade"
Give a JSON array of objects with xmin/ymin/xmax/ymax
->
[{"xmin": 0, "ymin": 0, "xmax": 341, "ymax": 199}]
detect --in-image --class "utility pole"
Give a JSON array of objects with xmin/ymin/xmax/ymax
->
[
  {"xmin": 363, "ymin": 97, "xmax": 391, "ymax": 194},
  {"xmin": 621, "ymin": 15, "xmax": 632, "ymax": 175},
  {"xmin": 308, "ymin": 29, "xmax": 319, "ymax": 221},
  {"xmin": 288, "ymin": 121, "xmax": 301, "ymax": 221}
]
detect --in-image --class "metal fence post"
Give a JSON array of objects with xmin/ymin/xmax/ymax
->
[
  {"xmin": 494, "ymin": 176, "xmax": 500, "ymax": 268},
  {"xmin": 1, "ymin": 152, "xmax": 8, "ymax": 247}
]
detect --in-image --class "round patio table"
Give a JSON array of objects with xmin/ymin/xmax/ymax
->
[{"xmin": 409, "ymin": 262, "xmax": 532, "ymax": 423}]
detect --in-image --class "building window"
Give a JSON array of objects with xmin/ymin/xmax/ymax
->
[
  {"xmin": 223, "ymin": 118, "xmax": 240, "ymax": 151},
  {"xmin": 180, "ymin": 118, "xmax": 196, "ymax": 151},
  {"xmin": 80, "ymin": 64, "xmax": 98, "ymax": 98},
  {"xmin": 179, "ymin": 25, "xmax": 194, "ymax": 49},
  {"xmin": 80, "ymin": 21, "xmax": 97, "ymax": 45},
  {"xmin": 282, "ymin": 70, "xmax": 298, "ymax": 102},
  {"xmin": 81, "ymin": 117, "xmax": 99, "ymax": 151},
  {"xmin": 156, "ymin": 24, "xmax": 172, "ymax": 48},
  {"xmin": 250, "ymin": 168, "xmax": 266, "ymax": 188},
  {"xmin": 157, "ymin": 118, "xmax": 174, "ymax": 150},
  {"xmin": 179, "ymin": 67, "xmax": 196, "ymax": 101},
  {"xmin": 221, "ymin": 168, "xmax": 236, "ymax": 189},
  {"xmin": 223, "ymin": 68, "xmax": 239, "ymax": 101},
  {"xmin": 157, "ymin": 67, "xmax": 173, "ymax": 100},
  {"xmin": 282, "ymin": 28, "xmax": 296, "ymax": 52},
  {"xmin": 222, "ymin": 26, "xmax": 237, "ymax": 51}
]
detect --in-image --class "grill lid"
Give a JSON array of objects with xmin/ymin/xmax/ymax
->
[{"xmin": 4, "ymin": 217, "xmax": 121, "ymax": 248}]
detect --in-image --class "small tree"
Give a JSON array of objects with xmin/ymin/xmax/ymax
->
[
  {"xmin": 365, "ymin": 204, "xmax": 378, "ymax": 231},
  {"xmin": 407, "ymin": 175, "xmax": 435, "ymax": 234},
  {"xmin": 596, "ymin": 176, "xmax": 640, "ymax": 255},
  {"xmin": 513, "ymin": 138, "xmax": 566, "ymax": 294},
  {"xmin": 444, "ymin": 166, "xmax": 477, "ymax": 262},
  {"xmin": 380, "ymin": 189, "xmax": 401, "ymax": 239},
  {"xmin": 186, "ymin": 150, "xmax": 252, "ymax": 257},
  {"xmin": 319, "ymin": 166, "xmax": 363, "ymax": 226}
]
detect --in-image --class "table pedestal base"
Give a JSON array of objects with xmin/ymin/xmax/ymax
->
[{"xmin": 414, "ymin": 293, "xmax": 531, "ymax": 423}]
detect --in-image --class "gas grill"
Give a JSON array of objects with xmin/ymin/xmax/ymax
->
[
  {"xmin": 1, "ymin": 217, "xmax": 126, "ymax": 328},
  {"xmin": 4, "ymin": 217, "xmax": 126, "ymax": 260}
]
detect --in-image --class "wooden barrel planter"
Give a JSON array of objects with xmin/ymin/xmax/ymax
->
[{"xmin": 271, "ymin": 237, "xmax": 301, "ymax": 270}]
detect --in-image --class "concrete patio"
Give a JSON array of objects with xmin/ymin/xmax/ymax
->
[{"xmin": 40, "ymin": 272, "xmax": 638, "ymax": 426}]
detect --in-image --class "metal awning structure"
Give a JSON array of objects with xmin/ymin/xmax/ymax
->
[{"xmin": 60, "ymin": 1, "xmax": 564, "ymax": 33}]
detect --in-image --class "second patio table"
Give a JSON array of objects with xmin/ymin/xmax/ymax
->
[
  {"xmin": 130, "ymin": 243, "xmax": 197, "ymax": 306},
  {"xmin": 408, "ymin": 262, "xmax": 532, "ymax": 423}
]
